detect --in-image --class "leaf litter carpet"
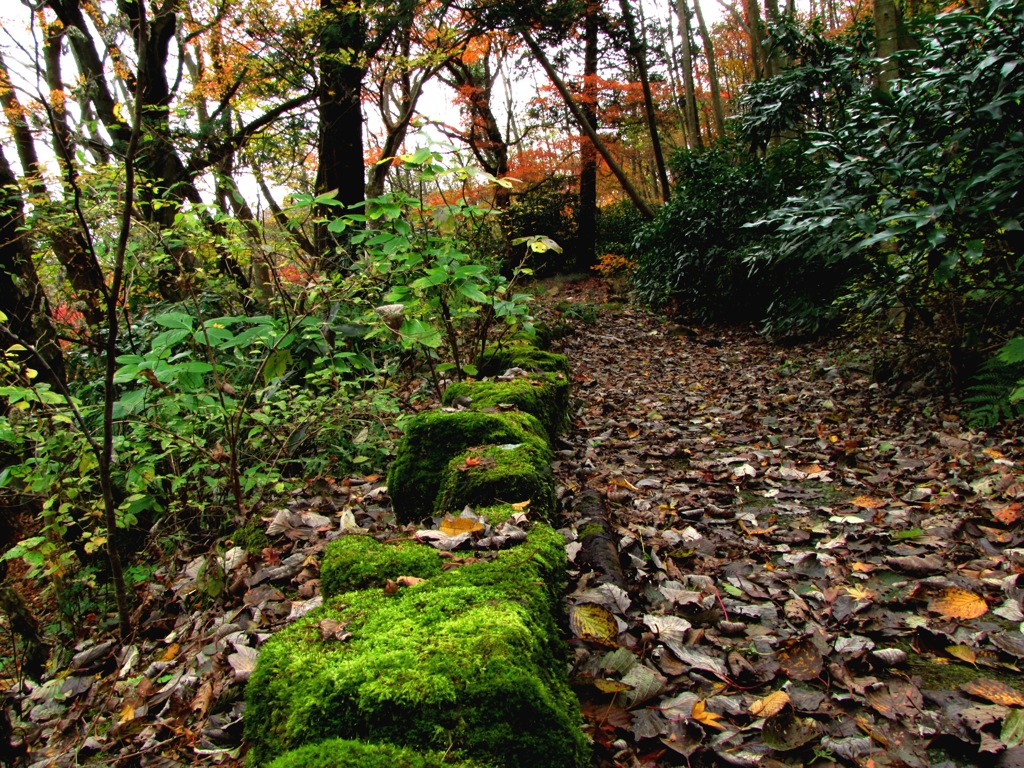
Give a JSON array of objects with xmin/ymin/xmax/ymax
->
[{"xmin": 547, "ymin": 280, "xmax": 1024, "ymax": 768}]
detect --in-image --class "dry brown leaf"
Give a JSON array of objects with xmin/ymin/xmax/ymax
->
[
  {"xmin": 930, "ymin": 588, "xmax": 988, "ymax": 619},
  {"xmin": 994, "ymin": 504, "xmax": 1022, "ymax": 525},
  {"xmin": 396, "ymin": 575, "xmax": 426, "ymax": 587},
  {"xmin": 749, "ymin": 690, "xmax": 791, "ymax": 718},
  {"xmin": 160, "ymin": 642, "xmax": 180, "ymax": 662},
  {"xmin": 962, "ymin": 678, "xmax": 1024, "ymax": 707},
  {"xmin": 851, "ymin": 495, "xmax": 887, "ymax": 509},
  {"xmin": 776, "ymin": 637, "xmax": 824, "ymax": 681}
]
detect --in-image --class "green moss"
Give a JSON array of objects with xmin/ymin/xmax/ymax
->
[
  {"xmin": 441, "ymin": 375, "xmax": 570, "ymax": 441},
  {"xmin": 321, "ymin": 536, "xmax": 443, "ymax": 598},
  {"xmin": 387, "ymin": 410, "xmax": 549, "ymax": 523},
  {"xmin": 474, "ymin": 504, "xmax": 518, "ymax": 526},
  {"xmin": 436, "ymin": 443, "xmax": 556, "ymax": 519},
  {"xmin": 475, "ymin": 344, "xmax": 570, "ymax": 378},
  {"xmin": 245, "ymin": 525, "xmax": 587, "ymax": 768},
  {"xmin": 578, "ymin": 522, "xmax": 605, "ymax": 540},
  {"xmin": 267, "ymin": 739, "xmax": 488, "ymax": 768},
  {"xmin": 234, "ymin": 519, "xmax": 271, "ymax": 555}
]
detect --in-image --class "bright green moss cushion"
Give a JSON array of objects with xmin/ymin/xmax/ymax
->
[
  {"xmin": 321, "ymin": 535, "xmax": 443, "ymax": 598},
  {"xmin": 440, "ymin": 374, "xmax": 570, "ymax": 441},
  {"xmin": 266, "ymin": 738, "xmax": 488, "ymax": 768},
  {"xmin": 475, "ymin": 345, "xmax": 570, "ymax": 378},
  {"xmin": 387, "ymin": 410, "xmax": 549, "ymax": 523},
  {"xmin": 244, "ymin": 526, "xmax": 587, "ymax": 768},
  {"xmin": 435, "ymin": 442, "xmax": 556, "ymax": 519}
]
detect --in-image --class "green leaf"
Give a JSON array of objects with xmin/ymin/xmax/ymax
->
[
  {"xmin": 152, "ymin": 312, "xmax": 194, "ymax": 331},
  {"xmin": 997, "ymin": 338, "xmax": 1024, "ymax": 364},
  {"xmin": 457, "ymin": 282, "xmax": 489, "ymax": 303},
  {"xmin": 1002, "ymin": 708, "xmax": 1024, "ymax": 748}
]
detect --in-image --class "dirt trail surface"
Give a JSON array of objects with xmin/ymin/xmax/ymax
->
[{"xmin": 547, "ymin": 279, "xmax": 1024, "ymax": 767}]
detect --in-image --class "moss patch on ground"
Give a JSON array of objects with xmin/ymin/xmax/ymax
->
[
  {"xmin": 441, "ymin": 375, "xmax": 570, "ymax": 441},
  {"xmin": 245, "ymin": 525, "xmax": 588, "ymax": 768},
  {"xmin": 321, "ymin": 536, "xmax": 443, "ymax": 597},
  {"xmin": 436, "ymin": 443, "xmax": 556, "ymax": 519},
  {"xmin": 387, "ymin": 410, "xmax": 549, "ymax": 523},
  {"xmin": 267, "ymin": 739, "xmax": 487, "ymax": 768},
  {"xmin": 475, "ymin": 344, "xmax": 570, "ymax": 378}
]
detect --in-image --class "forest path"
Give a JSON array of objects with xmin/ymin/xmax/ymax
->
[{"xmin": 543, "ymin": 277, "xmax": 1024, "ymax": 768}]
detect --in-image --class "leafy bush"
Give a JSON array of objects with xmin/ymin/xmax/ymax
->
[
  {"xmin": 741, "ymin": 0, "xmax": 1024, "ymax": 354},
  {"xmin": 503, "ymin": 176, "xmax": 578, "ymax": 274},
  {"xmin": 629, "ymin": 144, "xmax": 817, "ymax": 325}
]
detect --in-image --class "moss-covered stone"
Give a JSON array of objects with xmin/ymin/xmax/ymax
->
[
  {"xmin": 441, "ymin": 374, "xmax": 569, "ymax": 441},
  {"xmin": 436, "ymin": 443, "xmax": 556, "ymax": 519},
  {"xmin": 266, "ymin": 738, "xmax": 487, "ymax": 768},
  {"xmin": 475, "ymin": 344, "xmax": 570, "ymax": 378},
  {"xmin": 387, "ymin": 410, "xmax": 549, "ymax": 523},
  {"xmin": 245, "ymin": 525, "xmax": 588, "ymax": 768},
  {"xmin": 474, "ymin": 504, "xmax": 519, "ymax": 526},
  {"xmin": 321, "ymin": 536, "xmax": 443, "ymax": 598}
]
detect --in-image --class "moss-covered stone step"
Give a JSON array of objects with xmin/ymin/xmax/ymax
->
[
  {"xmin": 436, "ymin": 442, "xmax": 556, "ymax": 519},
  {"xmin": 267, "ymin": 739, "xmax": 487, "ymax": 768},
  {"xmin": 441, "ymin": 374, "xmax": 570, "ymax": 441},
  {"xmin": 475, "ymin": 344, "xmax": 570, "ymax": 378},
  {"xmin": 321, "ymin": 536, "xmax": 443, "ymax": 598},
  {"xmin": 387, "ymin": 410, "xmax": 549, "ymax": 523},
  {"xmin": 245, "ymin": 525, "xmax": 589, "ymax": 768}
]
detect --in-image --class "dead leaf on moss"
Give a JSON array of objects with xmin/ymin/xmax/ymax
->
[{"xmin": 963, "ymin": 679, "xmax": 1024, "ymax": 707}]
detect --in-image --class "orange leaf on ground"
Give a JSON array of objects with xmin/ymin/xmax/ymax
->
[
  {"xmin": 749, "ymin": 690, "xmax": 791, "ymax": 718},
  {"xmin": 963, "ymin": 678, "xmax": 1024, "ymax": 707},
  {"xmin": 691, "ymin": 700, "xmax": 726, "ymax": 730},
  {"xmin": 851, "ymin": 495, "xmax": 887, "ymax": 509},
  {"xmin": 994, "ymin": 503, "xmax": 1022, "ymax": 525},
  {"xmin": 930, "ymin": 588, "xmax": 988, "ymax": 619}
]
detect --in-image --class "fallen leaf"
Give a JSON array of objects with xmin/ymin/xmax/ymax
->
[
  {"xmin": 995, "ymin": 504, "xmax": 1022, "ymax": 525},
  {"xmin": 749, "ymin": 690, "xmax": 791, "ymax": 718},
  {"xmin": 570, "ymin": 602, "xmax": 619, "ymax": 644},
  {"xmin": 930, "ymin": 588, "xmax": 988, "ymax": 619},
  {"xmin": 762, "ymin": 705, "xmax": 818, "ymax": 750},
  {"xmin": 690, "ymin": 699, "xmax": 726, "ymax": 730},
  {"xmin": 776, "ymin": 637, "xmax": 824, "ymax": 681},
  {"xmin": 439, "ymin": 513, "xmax": 485, "ymax": 536},
  {"xmin": 963, "ymin": 678, "xmax": 1024, "ymax": 707},
  {"xmin": 160, "ymin": 643, "xmax": 180, "ymax": 662},
  {"xmin": 851, "ymin": 495, "xmax": 887, "ymax": 509},
  {"xmin": 1003, "ymin": 708, "xmax": 1024, "ymax": 749}
]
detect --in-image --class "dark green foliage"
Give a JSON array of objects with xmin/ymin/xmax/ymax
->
[
  {"xmin": 596, "ymin": 200, "xmax": 645, "ymax": 258},
  {"xmin": 629, "ymin": 145, "xmax": 818, "ymax": 325},
  {"xmin": 321, "ymin": 536, "xmax": 443, "ymax": 597},
  {"xmin": 436, "ymin": 442, "xmax": 556, "ymax": 518},
  {"xmin": 386, "ymin": 410, "xmax": 549, "ymax": 522},
  {"xmin": 503, "ymin": 178, "xmax": 577, "ymax": 274},
  {"xmin": 739, "ymin": 0, "xmax": 1024, "ymax": 349},
  {"xmin": 441, "ymin": 374, "xmax": 570, "ymax": 440},
  {"xmin": 244, "ymin": 525, "xmax": 588, "ymax": 768},
  {"xmin": 267, "ymin": 739, "xmax": 488, "ymax": 768},
  {"xmin": 966, "ymin": 342, "xmax": 1024, "ymax": 427}
]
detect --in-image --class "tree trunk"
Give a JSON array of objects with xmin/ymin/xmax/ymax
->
[
  {"xmin": 617, "ymin": 0, "xmax": 671, "ymax": 202},
  {"xmin": 693, "ymin": 0, "xmax": 725, "ymax": 138},
  {"xmin": 316, "ymin": 0, "xmax": 368, "ymax": 262},
  {"xmin": 673, "ymin": 0, "xmax": 704, "ymax": 149},
  {"xmin": 874, "ymin": 0, "xmax": 908, "ymax": 90},
  {"xmin": 577, "ymin": 0, "xmax": 600, "ymax": 271},
  {"xmin": 744, "ymin": 0, "xmax": 770, "ymax": 79},
  {"xmin": 520, "ymin": 29, "xmax": 655, "ymax": 220},
  {"xmin": 0, "ymin": 147, "xmax": 67, "ymax": 390}
]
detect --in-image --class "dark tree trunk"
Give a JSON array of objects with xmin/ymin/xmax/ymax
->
[
  {"xmin": 0, "ymin": 147, "xmax": 67, "ymax": 390},
  {"xmin": 577, "ymin": 0, "xmax": 600, "ymax": 271}
]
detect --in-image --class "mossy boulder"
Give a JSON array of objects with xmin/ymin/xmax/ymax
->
[
  {"xmin": 267, "ymin": 738, "xmax": 487, "ymax": 768},
  {"xmin": 475, "ymin": 344, "xmax": 570, "ymax": 378},
  {"xmin": 321, "ymin": 536, "xmax": 443, "ymax": 598},
  {"xmin": 441, "ymin": 374, "xmax": 570, "ymax": 441},
  {"xmin": 436, "ymin": 443, "xmax": 556, "ymax": 519},
  {"xmin": 387, "ymin": 410, "xmax": 549, "ymax": 523},
  {"xmin": 245, "ymin": 525, "xmax": 588, "ymax": 768}
]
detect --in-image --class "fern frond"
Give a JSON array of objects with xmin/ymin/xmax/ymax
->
[{"xmin": 965, "ymin": 355, "xmax": 1024, "ymax": 427}]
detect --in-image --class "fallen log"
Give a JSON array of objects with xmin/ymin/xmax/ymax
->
[{"xmin": 574, "ymin": 489, "xmax": 627, "ymax": 590}]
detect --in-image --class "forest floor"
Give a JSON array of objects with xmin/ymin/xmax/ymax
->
[{"xmin": 5, "ymin": 276, "xmax": 1024, "ymax": 768}]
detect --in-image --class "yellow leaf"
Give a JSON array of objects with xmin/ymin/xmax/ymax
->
[
  {"xmin": 439, "ymin": 514, "xmax": 485, "ymax": 536},
  {"xmin": 593, "ymin": 678, "xmax": 633, "ymax": 694},
  {"xmin": 570, "ymin": 602, "xmax": 619, "ymax": 644},
  {"xmin": 161, "ymin": 643, "xmax": 180, "ymax": 662},
  {"xmin": 844, "ymin": 585, "xmax": 875, "ymax": 601},
  {"xmin": 984, "ymin": 448, "xmax": 1005, "ymax": 460},
  {"xmin": 749, "ymin": 690, "xmax": 791, "ymax": 718},
  {"xmin": 930, "ymin": 588, "xmax": 988, "ymax": 620},
  {"xmin": 119, "ymin": 703, "xmax": 136, "ymax": 723},
  {"xmin": 691, "ymin": 699, "xmax": 727, "ymax": 730},
  {"xmin": 509, "ymin": 500, "xmax": 531, "ymax": 511},
  {"xmin": 851, "ymin": 561, "xmax": 875, "ymax": 573},
  {"xmin": 946, "ymin": 645, "xmax": 978, "ymax": 664}
]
